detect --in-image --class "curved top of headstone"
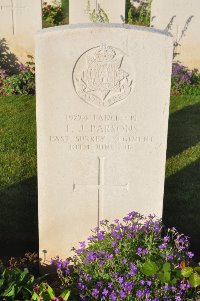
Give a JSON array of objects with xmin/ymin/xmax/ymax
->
[{"xmin": 37, "ymin": 23, "xmax": 173, "ymax": 38}]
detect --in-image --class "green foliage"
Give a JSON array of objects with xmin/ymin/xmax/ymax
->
[
  {"xmin": 142, "ymin": 260, "xmax": 159, "ymax": 276},
  {"xmin": 32, "ymin": 283, "xmax": 70, "ymax": 301},
  {"xmin": 142, "ymin": 259, "xmax": 200, "ymax": 288},
  {"xmin": 181, "ymin": 267, "xmax": 200, "ymax": 288},
  {"xmin": 2, "ymin": 57, "xmax": 35, "ymax": 96},
  {"xmin": 0, "ymin": 266, "xmax": 34, "ymax": 300},
  {"xmin": 0, "ymin": 263, "xmax": 70, "ymax": 301},
  {"xmin": 42, "ymin": 1, "xmax": 65, "ymax": 27},
  {"xmin": 126, "ymin": 0, "xmax": 152, "ymax": 26}
]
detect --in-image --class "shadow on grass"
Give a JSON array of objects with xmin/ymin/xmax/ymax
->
[
  {"xmin": 163, "ymin": 158, "xmax": 200, "ymax": 261},
  {"xmin": 0, "ymin": 177, "xmax": 38, "ymax": 258},
  {"xmin": 167, "ymin": 103, "xmax": 200, "ymax": 159}
]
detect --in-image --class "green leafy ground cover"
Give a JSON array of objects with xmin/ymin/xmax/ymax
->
[{"xmin": 0, "ymin": 95, "xmax": 199, "ymax": 259}]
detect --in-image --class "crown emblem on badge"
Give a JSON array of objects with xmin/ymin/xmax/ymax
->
[{"xmin": 73, "ymin": 44, "xmax": 134, "ymax": 109}]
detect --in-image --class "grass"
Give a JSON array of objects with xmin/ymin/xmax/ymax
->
[
  {"xmin": 164, "ymin": 95, "xmax": 200, "ymax": 259},
  {"xmin": 0, "ymin": 96, "xmax": 37, "ymax": 257},
  {"xmin": 0, "ymin": 94, "xmax": 200, "ymax": 259}
]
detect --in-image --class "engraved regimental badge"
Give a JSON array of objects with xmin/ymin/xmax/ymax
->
[{"xmin": 73, "ymin": 44, "xmax": 134, "ymax": 109}]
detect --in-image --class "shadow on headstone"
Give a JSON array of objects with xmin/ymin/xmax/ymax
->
[
  {"xmin": 164, "ymin": 158, "xmax": 200, "ymax": 262},
  {"xmin": 0, "ymin": 38, "xmax": 19, "ymax": 74},
  {"xmin": 0, "ymin": 177, "xmax": 38, "ymax": 258},
  {"xmin": 166, "ymin": 103, "xmax": 200, "ymax": 159}
]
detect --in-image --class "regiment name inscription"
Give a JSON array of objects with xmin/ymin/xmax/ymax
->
[{"xmin": 49, "ymin": 113, "xmax": 153, "ymax": 152}]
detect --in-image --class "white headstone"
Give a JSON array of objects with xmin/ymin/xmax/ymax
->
[
  {"xmin": 69, "ymin": 0, "xmax": 125, "ymax": 24},
  {"xmin": 36, "ymin": 24, "xmax": 173, "ymax": 262},
  {"xmin": 151, "ymin": 0, "xmax": 200, "ymax": 71},
  {"xmin": 0, "ymin": 0, "xmax": 42, "ymax": 65}
]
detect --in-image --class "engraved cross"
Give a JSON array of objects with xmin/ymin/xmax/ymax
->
[
  {"xmin": 73, "ymin": 157, "xmax": 129, "ymax": 226},
  {"xmin": 0, "ymin": 0, "xmax": 26, "ymax": 35}
]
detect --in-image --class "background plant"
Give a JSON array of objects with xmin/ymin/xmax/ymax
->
[
  {"xmin": 2, "ymin": 56, "xmax": 35, "ymax": 96},
  {"xmin": 171, "ymin": 63, "xmax": 200, "ymax": 96},
  {"xmin": 42, "ymin": 1, "xmax": 65, "ymax": 27},
  {"xmin": 52, "ymin": 212, "xmax": 200, "ymax": 301},
  {"xmin": 0, "ymin": 261, "xmax": 70, "ymax": 301},
  {"xmin": 86, "ymin": 0, "xmax": 109, "ymax": 23},
  {"xmin": 0, "ymin": 265, "xmax": 35, "ymax": 300},
  {"xmin": 126, "ymin": 0, "xmax": 152, "ymax": 26}
]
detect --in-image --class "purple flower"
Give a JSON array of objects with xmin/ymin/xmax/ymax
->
[
  {"xmin": 163, "ymin": 236, "xmax": 170, "ymax": 242},
  {"xmin": 97, "ymin": 231, "xmax": 105, "ymax": 240},
  {"xmin": 18, "ymin": 63, "xmax": 29, "ymax": 73},
  {"xmin": 180, "ymin": 283, "xmax": 187, "ymax": 290},
  {"xmin": 118, "ymin": 276, "xmax": 124, "ymax": 283},
  {"xmin": 146, "ymin": 280, "xmax": 152, "ymax": 286},
  {"xmin": 119, "ymin": 290, "xmax": 127, "ymax": 298},
  {"xmin": 159, "ymin": 243, "xmax": 167, "ymax": 250},
  {"xmin": 136, "ymin": 247, "xmax": 149, "ymax": 256},
  {"xmin": 136, "ymin": 290, "xmax": 143, "ymax": 297},
  {"xmin": 187, "ymin": 251, "xmax": 194, "ymax": 258},
  {"xmin": 100, "ymin": 219, "xmax": 107, "ymax": 226},
  {"xmin": 109, "ymin": 292, "xmax": 117, "ymax": 300},
  {"xmin": 129, "ymin": 262, "xmax": 137, "ymax": 276},
  {"xmin": 92, "ymin": 288, "xmax": 99, "ymax": 298},
  {"xmin": 102, "ymin": 288, "xmax": 109, "ymax": 296}
]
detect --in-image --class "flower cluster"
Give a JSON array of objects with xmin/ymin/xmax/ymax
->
[
  {"xmin": 171, "ymin": 63, "xmax": 200, "ymax": 95},
  {"xmin": 42, "ymin": 1, "xmax": 65, "ymax": 26},
  {"xmin": 2, "ymin": 57, "xmax": 35, "ymax": 96},
  {"xmin": 52, "ymin": 212, "xmax": 199, "ymax": 301}
]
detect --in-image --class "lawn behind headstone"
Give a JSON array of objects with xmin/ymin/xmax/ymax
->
[
  {"xmin": 0, "ymin": 94, "xmax": 200, "ymax": 259},
  {"xmin": 0, "ymin": 96, "xmax": 38, "ymax": 257}
]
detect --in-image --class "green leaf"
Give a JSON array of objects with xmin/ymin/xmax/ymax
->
[
  {"xmin": 157, "ymin": 273, "xmax": 165, "ymax": 283},
  {"xmin": 163, "ymin": 262, "xmax": 171, "ymax": 272},
  {"xmin": 19, "ymin": 271, "xmax": 28, "ymax": 282},
  {"xmin": 1, "ymin": 283, "xmax": 16, "ymax": 297},
  {"xmin": 189, "ymin": 272, "xmax": 200, "ymax": 288},
  {"xmin": 46, "ymin": 284, "xmax": 55, "ymax": 298},
  {"xmin": 181, "ymin": 267, "xmax": 193, "ymax": 278},
  {"xmin": 60, "ymin": 290, "xmax": 70, "ymax": 300},
  {"xmin": 142, "ymin": 261, "xmax": 159, "ymax": 276},
  {"xmin": 163, "ymin": 271, "xmax": 171, "ymax": 283},
  {"xmin": 171, "ymin": 278, "xmax": 178, "ymax": 285},
  {"xmin": 32, "ymin": 292, "xmax": 40, "ymax": 300},
  {"xmin": 194, "ymin": 267, "xmax": 200, "ymax": 273}
]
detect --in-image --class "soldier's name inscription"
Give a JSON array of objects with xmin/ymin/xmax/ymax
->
[{"xmin": 49, "ymin": 113, "xmax": 153, "ymax": 152}]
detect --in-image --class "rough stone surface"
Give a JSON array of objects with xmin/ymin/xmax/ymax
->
[
  {"xmin": 69, "ymin": 0, "xmax": 125, "ymax": 24},
  {"xmin": 0, "ymin": 0, "xmax": 42, "ymax": 65},
  {"xmin": 36, "ymin": 24, "xmax": 173, "ymax": 262},
  {"xmin": 151, "ymin": 0, "xmax": 200, "ymax": 70}
]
